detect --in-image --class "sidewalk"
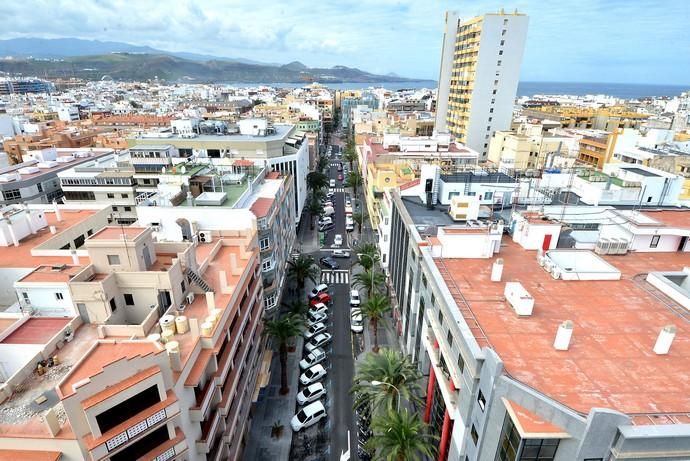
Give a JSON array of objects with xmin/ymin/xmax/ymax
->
[{"xmin": 244, "ymin": 336, "xmax": 303, "ymax": 461}]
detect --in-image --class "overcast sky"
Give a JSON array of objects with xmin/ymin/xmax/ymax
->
[{"xmin": 2, "ymin": 0, "xmax": 689, "ymax": 84}]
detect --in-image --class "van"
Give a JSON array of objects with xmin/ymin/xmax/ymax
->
[{"xmin": 329, "ymin": 179, "xmax": 336, "ymax": 188}]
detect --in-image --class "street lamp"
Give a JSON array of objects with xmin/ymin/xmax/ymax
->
[{"xmin": 371, "ymin": 380, "xmax": 400, "ymax": 411}]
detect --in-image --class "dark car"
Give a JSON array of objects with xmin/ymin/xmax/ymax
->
[{"xmin": 319, "ymin": 257, "xmax": 339, "ymax": 269}]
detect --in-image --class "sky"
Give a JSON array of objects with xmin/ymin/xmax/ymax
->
[{"xmin": 2, "ymin": 0, "xmax": 689, "ymax": 85}]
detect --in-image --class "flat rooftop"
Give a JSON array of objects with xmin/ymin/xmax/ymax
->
[
  {"xmin": 435, "ymin": 240, "xmax": 690, "ymax": 417},
  {"xmin": 400, "ymin": 196, "xmax": 456, "ymax": 230},
  {"xmin": 180, "ymin": 181, "xmax": 248, "ymax": 208},
  {"xmin": 0, "ymin": 209, "xmax": 97, "ymax": 269},
  {"xmin": 17, "ymin": 265, "xmax": 83, "ymax": 284},
  {"xmin": 88, "ymin": 226, "xmax": 147, "ymax": 241},
  {"xmin": 440, "ymin": 171, "xmax": 515, "ymax": 184},
  {"xmin": 1, "ymin": 317, "xmax": 70, "ymax": 344},
  {"xmin": 133, "ymin": 124, "xmax": 294, "ymax": 143},
  {"xmin": 619, "ymin": 166, "xmax": 660, "ymax": 177}
]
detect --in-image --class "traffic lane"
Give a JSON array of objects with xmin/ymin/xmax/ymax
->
[{"xmin": 329, "ymin": 274, "xmax": 354, "ymax": 461}]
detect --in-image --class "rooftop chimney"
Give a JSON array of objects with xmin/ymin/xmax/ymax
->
[
  {"xmin": 491, "ymin": 259, "xmax": 504, "ymax": 282},
  {"xmin": 554, "ymin": 320, "xmax": 574, "ymax": 351},
  {"xmin": 653, "ymin": 325, "xmax": 676, "ymax": 355}
]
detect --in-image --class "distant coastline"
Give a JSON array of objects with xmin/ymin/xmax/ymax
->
[{"xmin": 231, "ymin": 80, "xmax": 689, "ymax": 99}]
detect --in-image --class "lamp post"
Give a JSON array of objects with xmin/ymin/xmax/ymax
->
[{"xmin": 371, "ymin": 380, "xmax": 401, "ymax": 411}]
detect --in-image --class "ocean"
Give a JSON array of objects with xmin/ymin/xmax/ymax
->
[{"xmin": 229, "ymin": 81, "xmax": 689, "ymax": 99}]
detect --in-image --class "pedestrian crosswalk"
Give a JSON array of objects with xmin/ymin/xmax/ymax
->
[
  {"xmin": 331, "ymin": 187, "xmax": 345, "ymax": 193},
  {"xmin": 320, "ymin": 270, "xmax": 350, "ymax": 284},
  {"xmin": 329, "ymin": 162, "xmax": 341, "ymax": 167}
]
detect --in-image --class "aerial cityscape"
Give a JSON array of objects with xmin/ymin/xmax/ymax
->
[{"xmin": 0, "ymin": 1, "xmax": 689, "ymax": 461}]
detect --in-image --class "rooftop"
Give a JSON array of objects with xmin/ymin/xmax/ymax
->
[
  {"xmin": 434, "ymin": 240, "xmax": 690, "ymax": 418},
  {"xmin": 17, "ymin": 265, "xmax": 83, "ymax": 284},
  {"xmin": 400, "ymin": 196, "xmax": 455, "ymax": 230},
  {"xmin": 440, "ymin": 171, "xmax": 516, "ymax": 184},
  {"xmin": 88, "ymin": 226, "xmax": 147, "ymax": 241},
  {"xmin": 0, "ymin": 318, "xmax": 70, "ymax": 344},
  {"xmin": 250, "ymin": 197, "xmax": 274, "ymax": 218},
  {"xmin": 133, "ymin": 124, "xmax": 294, "ymax": 143},
  {"xmin": 619, "ymin": 166, "xmax": 661, "ymax": 177},
  {"xmin": 180, "ymin": 181, "xmax": 249, "ymax": 208}
]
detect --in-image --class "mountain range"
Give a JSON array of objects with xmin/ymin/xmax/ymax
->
[{"xmin": 0, "ymin": 37, "xmax": 426, "ymax": 84}]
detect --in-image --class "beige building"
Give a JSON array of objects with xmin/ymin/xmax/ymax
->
[
  {"xmin": 0, "ymin": 204, "xmax": 265, "ymax": 461},
  {"xmin": 487, "ymin": 122, "xmax": 573, "ymax": 170}
]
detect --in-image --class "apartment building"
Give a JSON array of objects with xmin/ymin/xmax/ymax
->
[
  {"xmin": 435, "ymin": 10, "xmax": 529, "ymax": 159},
  {"xmin": 0, "ymin": 203, "xmax": 266, "ymax": 461},
  {"xmin": 488, "ymin": 123, "xmax": 574, "ymax": 170},
  {"xmin": 387, "ymin": 194, "xmax": 690, "ymax": 460},
  {"xmin": 521, "ymin": 105, "xmax": 649, "ymax": 131},
  {"xmin": 128, "ymin": 120, "xmax": 309, "ymax": 223},
  {"xmin": 0, "ymin": 147, "xmax": 116, "ymax": 207}
]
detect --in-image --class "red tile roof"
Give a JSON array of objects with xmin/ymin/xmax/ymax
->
[
  {"xmin": 250, "ymin": 197, "xmax": 274, "ymax": 218},
  {"xmin": 1, "ymin": 317, "xmax": 71, "ymax": 345}
]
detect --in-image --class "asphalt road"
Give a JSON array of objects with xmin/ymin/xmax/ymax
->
[{"xmin": 323, "ymin": 146, "xmax": 357, "ymax": 461}]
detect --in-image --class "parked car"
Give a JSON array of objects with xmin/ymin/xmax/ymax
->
[
  {"xmin": 322, "ymin": 206, "xmax": 335, "ymax": 216},
  {"xmin": 320, "ymin": 257, "xmax": 339, "ymax": 269},
  {"xmin": 350, "ymin": 308, "xmax": 364, "ymax": 333},
  {"xmin": 349, "ymin": 289, "xmax": 361, "ymax": 307},
  {"xmin": 326, "ymin": 191, "xmax": 335, "ymax": 199},
  {"xmin": 333, "ymin": 234, "xmax": 343, "ymax": 246},
  {"xmin": 307, "ymin": 311, "xmax": 327, "ymax": 326},
  {"xmin": 300, "ymin": 347, "xmax": 327, "ymax": 370},
  {"xmin": 338, "ymin": 174, "xmax": 343, "ymax": 181},
  {"xmin": 345, "ymin": 222, "xmax": 354, "ymax": 232},
  {"xmin": 319, "ymin": 223, "xmax": 335, "ymax": 233},
  {"xmin": 310, "ymin": 293, "xmax": 332, "ymax": 307},
  {"xmin": 329, "ymin": 179, "xmax": 336, "ymax": 188},
  {"xmin": 297, "ymin": 382, "xmax": 326, "ymax": 406},
  {"xmin": 309, "ymin": 302, "xmax": 328, "ymax": 316},
  {"xmin": 300, "ymin": 363, "xmax": 327, "ymax": 385},
  {"xmin": 291, "ymin": 400, "xmax": 327, "ymax": 432},
  {"xmin": 318, "ymin": 217, "xmax": 333, "ymax": 227},
  {"xmin": 304, "ymin": 322, "xmax": 327, "ymax": 340},
  {"xmin": 332, "ymin": 249, "xmax": 350, "ymax": 258},
  {"xmin": 308, "ymin": 283, "xmax": 329, "ymax": 299},
  {"xmin": 305, "ymin": 332, "xmax": 332, "ymax": 352},
  {"xmin": 345, "ymin": 200, "xmax": 352, "ymax": 207},
  {"xmin": 337, "ymin": 163, "xmax": 343, "ymax": 172}
]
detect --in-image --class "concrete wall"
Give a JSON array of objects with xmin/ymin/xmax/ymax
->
[
  {"xmin": 0, "ymin": 268, "xmax": 32, "ymax": 309},
  {"xmin": 136, "ymin": 207, "xmax": 257, "ymax": 243},
  {"xmin": 14, "ymin": 284, "xmax": 75, "ymax": 316}
]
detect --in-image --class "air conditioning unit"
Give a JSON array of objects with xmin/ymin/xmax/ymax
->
[
  {"xmin": 186, "ymin": 292, "xmax": 195, "ymax": 304},
  {"xmin": 595, "ymin": 238, "xmax": 611, "ymax": 255},
  {"xmin": 198, "ymin": 231, "xmax": 212, "ymax": 243},
  {"xmin": 537, "ymin": 255, "xmax": 546, "ymax": 267},
  {"xmin": 543, "ymin": 259, "xmax": 554, "ymax": 273}
]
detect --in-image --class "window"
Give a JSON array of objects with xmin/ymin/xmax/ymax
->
[
  {"xmin": 493, "ymin": 89, "xmax": 497, "ymax": 95},
  {"xmin": 447, "ymin": 330, "xmax": 453, "ymax": 347},
  {"xmin": 484, "ymin": 192, "xmax": 493, "ymax": 200},
  {"xmin": 107, "ymin": 193, "xmax": 115, "ymax": 199},
  {"xmin": 478, "ymin": 389, "xmax": 486, "ymax": 411},
  {"xmin": 457, "ymin": 352, "xmax": 465, "ymax": 373},
  {"xmin": 499, "ymin": 50, "xmax": 504, "ymax": 55},
  {"xmin": 650, "ymin": 235, "xmax": 660, "ymax": 248},
  {"xmin": 37, "ymin": 183, "xmax": 43, "ymax": 193},
  {"xmin": 489, "ymin": 117, "xmax": 493, "ymax": 122},
  {"xmin": 495, "ymin": 413, "xmax": 560, "ymax": 461},
  {"xmin": 503, "ymin": 18, "xmax": 509, "ymax": 25},
  {"xmin": 109, "ymin": 298, "xmax": 117, "ymax": 312},
  {"xmin": 259, "ymin": 237, "xmax": 270, "ymax": 250},
  {"xmin": 471, "ymin": 424, "xmax": 479, "ymax": 445},
  {"xmin": 21, "ymin": 292, "xmax": 30, "ymax": 302},
  {"xmin": 494, "ymin": 79, "xmax": 499, "ymax": 85},
  {"xmin": 124, "ymin": 294, "xmax": 134, "ymax": 305},
  {"xmin": 3, "ymin": 189, "xmax": 20, "ymax": 201},
  {"xmin": 520, "ymin": 439, "xmax": 559, "ymax": 460},
  {"xmin": 112, "ymin": 206, "xmax": 118, "ymax": 211},
  {"xmin": 124, "ymin": 206, "xmax": 132, "ymax": 212},
  {"xmin": 107, "ymin": 254, "xmax": 120, "ymax": 265},
  {"xmin": 55, "ymin": 292, "xmax": 64, "ymax": 301},
  {"xmin": 491, "ymin": 98, "xmax": 496, "ymax": 104},
  {"xmin": 490, "ymin": 108, "xmax": 494, "ymax": 113},
  {"xmin": 431, "ymin": 293, "xmax": 436, "ymax": 306},
  {"xmin": 485, "ymin": 143, "xmax": 488, "ymax": 148},
  {"xmin": 421, "ymin": 273, "xmax": 427, "ymax": 288},
  {"xmin": 502, "ymin": 29, "xmax": 507, "ymax": 35},
  {"xmin": 121, "ymin": 194, "xmax": 128, "ymax": 198},
  {"xmin": 87, "ymin": 229, "xmax": 93, "ymax": 236},
  {"xmin": 264, "ymin": 292, "xmax": 278, "ymax": 310},
  {"xmin": 438, "ymin": 308, "xmax": 443, "ymax": 325},
  {"xmin": 487, "ymin": 126, "xmax": 491, "ymax": 131},
  {"xmin": 262, "ymin": 259, "xmax": 273, "ymax": 271},
  {"xmin": 497, "ymin": 60, "xmax": 502, "ymax": 66},
  {"xmin": 500, "ymin": 39, "xmax": 505, "ymax": 46}
]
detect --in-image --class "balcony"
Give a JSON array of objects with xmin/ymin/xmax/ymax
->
[
  {"xmin": 421, "ymin": 332, "xmax": 458, "ymax": 418},
  {"xmin": 87, "ymin": 393, "xmax": 180, "ymax": 461},
  {"xmin": 197, "ymin": 409, "xmax": 223, "ymax": 454},
  {"xmin": 139, "ymin": 427, "xmax": 188, "ymax": 461},
  {"xmin": 190, "ymin": 377, "xmax": 219, "ymax": 422}
]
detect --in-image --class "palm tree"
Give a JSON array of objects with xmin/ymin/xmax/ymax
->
[
  {"xmin": 351, "ymin": 211, "xmax": 366, "ymax": 233},
  {"xmin": 283, "ymin": 299, "xmax": 309, "ymax": 320},
  {"xmin": 264, "ymin": 315, "xmax": 304, "ymax": 394},
  {"xmin": 366, "ymin": 409, "xmax": 438, "ymax": 461},
  {"xmin": 354, "ymin": 242, "xmax": 379, "ymax": 270},
  {"xmin": 287, "ymin": 254, "xmax": 319, "ymax": 289},
  {"xmin": 345, "ymin": 171, "xmax": 363, "ymax": 198},
  {"xmin": 358, "ymin": 293, "xmax": 391, "ymax": 352},
  {"xmin": 353, "ymin": 268, "xmax": 386, "ymax": 297},
  {"xmin": 343, "ymin": 145, "xmax": 358, "ymax": 170},
  {"xmin": 317, "ymin": 155, "xmax": 329, "ymax": 173},
  {"xmin": 305, "ymin": 197, "xmax": 322, "ymax": 230},
  {"xmin": 352, "ymin": 348, "xmax": 423, "ymax": 413},
  {"xmin": 307, "ymin": 171, "xmax": 328, "ymax": 192}
]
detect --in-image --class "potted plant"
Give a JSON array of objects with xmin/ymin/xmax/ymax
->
[{"xmin": 271, "ymin": 421, "xmax": 284, "ymax": 439}]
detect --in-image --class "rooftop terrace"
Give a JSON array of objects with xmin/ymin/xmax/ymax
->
[{"xmin": 434, "ymin": 240, "xmax": 690, "ymax": 418}]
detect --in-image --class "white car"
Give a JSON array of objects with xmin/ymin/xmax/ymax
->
[
  {"xmin": 305, "ymin": 332, "xmax": 332, "ymax": 352},
  {"xmin": 304, "ymin": 322, "xmax": 327, "ymax": 340},
  {"xmin": 308, "ymin": 310, "xmax": 327, "ymax": 325},
  {"xmin": 332, "ymin": 249, "xmax": 350, "ymax": 258},
  {"xmin": 297, "ymin": 382, "xmax": 326, "ymax": 406},
  {"xmin": 300, "ymin": 363, "xmax": 327, "ymax": 385},
  {"xmin": 333, "ymin": 234, "xmax": 343, "ymax": 246},
  {"xmin": 308, "ymin": 284, "xmax": 329, "ymax": 299},
  {"xmin": 350, "ymin": 308, "xmax": 364, "ymax": 333},
  {"xmin": 291, "ymin": 400, "xmax": 327, "ymax": 432},
  {"xmin": 349, "ymin": 289, "xmax": 361, "ymax": 307},
  {"xmin": 329, "ymin": 179, "xmax": 336, "ymax": 188},
  {"xmin": 345, "ymin": 200, "xmax": 352, "ymax": 207},
  {"xmin": 309, "ymin": 303, "xmax": 328, "ymax": 317},
  {"xmin": 300, "ymin": 348, "xmax": 327, "ymax": 370}
]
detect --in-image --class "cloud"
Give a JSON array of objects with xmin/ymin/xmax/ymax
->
[{"xmin": 0, "ymin": 0, "xmax": 688, "ymax": 84}]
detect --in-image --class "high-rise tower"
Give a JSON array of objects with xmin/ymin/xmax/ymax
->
[{"xmin": 435, "ymin": 10, "xmax": 528, "ymax": 160}]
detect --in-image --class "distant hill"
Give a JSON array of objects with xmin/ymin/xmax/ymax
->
[
  {"xmin": 0, "ymin": 37, "xmax": 274, "ymax": 65},
  {"xmin": 0, "ymin": 52, "xmax": 422, "ymax": 84}
]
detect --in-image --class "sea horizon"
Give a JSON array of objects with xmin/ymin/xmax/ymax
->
[{"xmin": 224, "ymin": 80, "xmax": 689, "ymax": 99}]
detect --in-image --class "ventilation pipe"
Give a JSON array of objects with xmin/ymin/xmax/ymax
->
[
  {"xmin": 653, "ymin": 325, "xmax": 676, "ymax": 355},
  {"xmin": 554, "ymin": 320, "xmax": 574, "ymax": 351},
  {"xmin": 49, "ymin": 225, "xmax": 57, "ymax": 234},
  {"xmin": 491, "ymin": 258, "xmax": 504, "ymax": 282}
]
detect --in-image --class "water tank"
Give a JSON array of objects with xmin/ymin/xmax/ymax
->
[
  {"xmin": 175, "ymin": 316, "xmax": 189, "ymax": 334},
  {"xmin": 159, "ymin": 314, "xmax": 176, "ymax": 335}
]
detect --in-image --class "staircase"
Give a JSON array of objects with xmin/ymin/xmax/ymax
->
[{"xmin": 186, "ymin": 268, "xmax": 214, "ymax": 293}]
